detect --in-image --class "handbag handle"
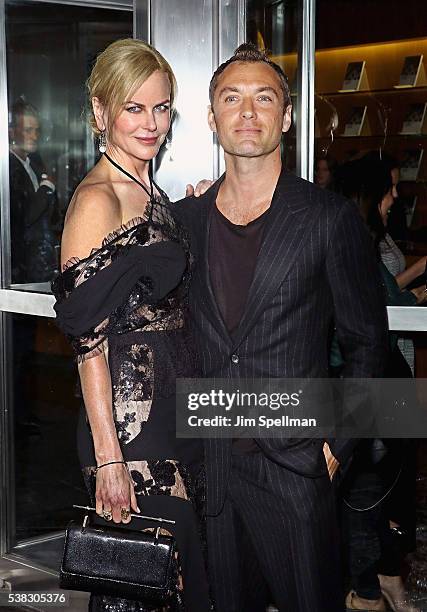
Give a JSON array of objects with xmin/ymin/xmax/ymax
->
[{"xmin": 73, "ymin": 504, "xmax": 176, "ymax": 536}]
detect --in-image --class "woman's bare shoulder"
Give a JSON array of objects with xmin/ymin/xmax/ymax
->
[{"xmin": 61, "ymin": 177, "xmax": 121, "ymax": 267}]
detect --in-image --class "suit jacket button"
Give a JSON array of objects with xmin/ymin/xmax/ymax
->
[{"xmin": 231, "ymin": 354, "xmax": 239, "ymax": 364}]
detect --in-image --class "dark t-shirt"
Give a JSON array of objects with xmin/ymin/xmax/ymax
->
[
  {"xmin": 209, "ymin": 204, "xmax": 269, "ymax": 453},
  {"xmin": 209, "ymin": 204, "xmax": 268, "ymax": 337}
]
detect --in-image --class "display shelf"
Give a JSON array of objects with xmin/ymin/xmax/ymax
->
[
  {"xmin": 319, "ymin": 86, "xmax": 427, "ymax": 98},
  {"xmin": 316, "ymin": 134, "xmax": 426, "ymax": 140}
]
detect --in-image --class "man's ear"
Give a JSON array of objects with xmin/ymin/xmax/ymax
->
[
  {"xmin": 207, "ymin": 105, "xmax": 217, "ymax": 133},
  {"xmin": 92, "ymin": 97, "xmax": 107, "ymax": 132},
  {"xmin": 282, "ymin": 104, "xmax": 292, "ymax": 134}
]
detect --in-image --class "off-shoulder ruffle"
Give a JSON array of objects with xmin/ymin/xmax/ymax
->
[
  {"xmin": 52, "ymin": 193, "xmax": 191, "ymax": 362},
  {"xmin": 62, "ymin": 215, "xmax": 148, "ymax": 272}
]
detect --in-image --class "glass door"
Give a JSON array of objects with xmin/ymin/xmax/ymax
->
[
  {"xmin": 0, "ymin": 0, "xmax": 133, "ymax": 575},
  {"xmin": 245, "ymin": 0, "xmax": 315, "ymax": 180}
]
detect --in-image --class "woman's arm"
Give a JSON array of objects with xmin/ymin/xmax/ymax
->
[
  {"xmin": 395, "ymin": 255, "xmax": 426, "ymax": 290},
  {"xmin": 61, "ymin": 187, "xmax": 138, "ymax": 523},
  {"xmin": 78, "ymin": 352, "xmax": 138, "ymax": 523}
]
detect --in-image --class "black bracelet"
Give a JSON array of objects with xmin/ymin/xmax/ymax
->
[{"xmin": 94, "ymin": 460, "xmax": 126, "ymax": 475}]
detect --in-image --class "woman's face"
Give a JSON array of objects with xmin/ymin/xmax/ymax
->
[
  {"xmin": 315, "ymin": 159, "xmax": 331, "ymax": 188},
  {"xmin": 109, "ymin": 70, "xmax": 172, "ymax": 161}
]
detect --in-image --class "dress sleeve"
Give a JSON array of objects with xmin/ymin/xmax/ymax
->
[{"xmin": 52, "ymin": 240, "xmax": 186, "ymax": 362}]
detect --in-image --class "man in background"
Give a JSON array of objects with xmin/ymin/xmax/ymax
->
[{"xmin": 9, "ymin": 98, "xmax": 58, "ymax": 284}]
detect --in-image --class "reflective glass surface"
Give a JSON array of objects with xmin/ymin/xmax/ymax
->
[
  {"xmin": 246, "ymin": 0, "xmax": 300, "ymax": 173},
  {"xmin": 9, "ymin": 313, "xmax": 85, "ymax": 567},
  {"xmin": 5, "ymin": 1, "xmax": 133, "ymax": 291},
  {"xmin": 314, "ymin": 0, "xmax": 427, "ymax": 254}
]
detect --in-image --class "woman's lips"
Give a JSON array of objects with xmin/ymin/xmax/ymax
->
[{"xmin": 136, "ymin": 136, "xmax": 158, "ymax": 145}]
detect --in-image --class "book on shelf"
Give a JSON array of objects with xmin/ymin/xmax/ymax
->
[
  {"xmin": 400, "ymin": 149, "xmax": 424, "ymax": 181},
  {"xmin": 400, "ymin": 103, "xmax": 427, "ymax": 135},
  {"xmin": 343, "ymin": 106, "xmax": 369, "ymax": 137},
  {"xmin": 395, "ymin": 55, "xmax": 426, "ymax": 88},
  {"xmin": 339, "ymin": 61, "xmax": 369, "ymax": 92}
]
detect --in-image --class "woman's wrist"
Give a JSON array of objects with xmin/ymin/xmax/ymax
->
[
  {"xmin": 95, "ymin": 448, "xmax": 123, "ymax": 465},
  {"xmin": 95, "ymin": 460, "xmax": 126, "ymax": 474}
]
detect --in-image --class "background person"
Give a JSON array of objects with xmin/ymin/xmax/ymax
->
[
  {"xmin": 9, "ymin": 98, "xmax": 58, "ymax": 284},
  {"xmin": 314, "ymin": 153, "xmax": 337, "ymax": 191},
  {"xmin": 335, "ymin": 154, "xmax": 423, "ymax": 612}
]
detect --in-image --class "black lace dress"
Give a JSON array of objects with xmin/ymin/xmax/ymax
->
[{"xmin": 52, "ymin": 196, "xmax": 210, "ymax": 612}]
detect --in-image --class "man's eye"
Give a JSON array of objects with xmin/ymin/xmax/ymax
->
[
  {"xmin": 154, "ymin": 104, "xmax": 170, "ymax": 113},
  {"xmin": 224, "ymin": 95, "xmax": 238, "ymax": 102},
  {"xmin": 258, "ymin": 95, "xmax": 272, "ymax": 102}
]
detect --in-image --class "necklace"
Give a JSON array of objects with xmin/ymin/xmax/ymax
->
[{"xmin": 103, "ymin": 152, "xmax": 154, "ymax": 200}]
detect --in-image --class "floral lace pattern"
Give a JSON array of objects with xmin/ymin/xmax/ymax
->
[
  {"xmin": 52, "ymin": 196, "xmax": 191, "ymax": 363},
  {"xmin": 111, "ymin": 342, "xmax": 154, "ymax": 444},
  {"xmin": 84, "ymin": 459, "xmax": 189, "ymax": 500}
]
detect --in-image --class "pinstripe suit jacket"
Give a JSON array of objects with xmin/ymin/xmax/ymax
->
[{"xmin": 175, "ymin": 169, "xmax": 388, "ymax": 516}]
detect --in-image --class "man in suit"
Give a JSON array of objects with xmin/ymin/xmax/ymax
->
[
  {"xmin": 9, "ymin": 98, "xmax": 58, "ymax": 284},
  {"xmin": 177, "ymin": 44, "xmax": 388, "ymax": 611}
]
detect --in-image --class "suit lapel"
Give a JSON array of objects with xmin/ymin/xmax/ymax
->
[{"xmin": 232, "ymin": 170, "xmax": 320, "ymax": 348}]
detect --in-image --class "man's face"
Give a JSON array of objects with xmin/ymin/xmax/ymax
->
[
  {"xmin": 12, "ymin": 114, "xmax": 40, "ymax": 155},
  {"xmin": 208, "ymin": 61, "xmax": 291, "ymax": 159}
]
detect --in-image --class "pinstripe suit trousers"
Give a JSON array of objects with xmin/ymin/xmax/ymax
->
[{"xmin": 206, "ymin": 453, "xmax": 345, "ymax": 612}]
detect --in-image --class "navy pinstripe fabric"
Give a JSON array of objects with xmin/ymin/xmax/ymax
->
[
  {"xmin": 173, "ymin": 170, "xmax": 388, "ymax": 611},
  {"xmin": 175, "ymin": 170, "xmax": 388, "ymax": 515},
  {"xmin": 205, "ymin": 454, "xmax": 343, "ymax": 611}
]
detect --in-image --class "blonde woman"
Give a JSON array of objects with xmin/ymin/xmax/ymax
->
[{"xmin": 52, "ymin": 39, "xmax": 210, "ymax": 611}]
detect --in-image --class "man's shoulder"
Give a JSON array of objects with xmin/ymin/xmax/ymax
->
[
  {"xmin": 280, "ymin": 170, "xmax": 353, "ymax": 215},
  {"xmin": 173, "ymin": 184, "xmax": 215, "ymax": 225}
]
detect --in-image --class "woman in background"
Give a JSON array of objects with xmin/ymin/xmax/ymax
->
[{"xmin": 335, "ymin": 154, "xmax": 424, "ymax": 612}]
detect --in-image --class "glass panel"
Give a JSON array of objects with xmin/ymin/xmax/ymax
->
[
  {"xmin": 5, "ymin": 1, "xmax": 132, "ymax": 291},
  {"xmin": 9, "ymin": 312, "xmax": 85, "ymax": 567},
  {"xmin": 314, "ymin": 1, "xmax": 427, "ymax": 606},
  {"xmin": 246, "ymin": 0, "xmax": 300, "ymax": 173},
  {"xmin": 314, "ymin": 0, "xmax": 427, "ymax": 255}
]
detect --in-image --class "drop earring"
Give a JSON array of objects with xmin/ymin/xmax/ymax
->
[
  {"xmin": 98, "ymin": 130, "xmax": 107, "ymax": 154},
  {"xmin": 165, "ymin": 136, "xmax": 173, "ymax": 162}
]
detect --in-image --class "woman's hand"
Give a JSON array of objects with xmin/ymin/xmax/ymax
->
[
  {"xmin": 95, "ymin": 462, "xmax": 139, "ymax": 524},
  {"xmin": 185, "ymin": 179, "xmax": 214, "ymax": 198},
  {"xmin": 410, "ymin": 285, "xmax": 427, "ymax": 305}
]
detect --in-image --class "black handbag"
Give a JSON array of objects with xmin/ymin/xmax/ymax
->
[{"xmin": 59, "ymin": 506, "xmax": 177, "ymax": 604}]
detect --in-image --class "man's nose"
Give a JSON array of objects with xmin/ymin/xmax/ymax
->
[{"xmin": 241, "ymin": 99, "xmax": 256, "ymax": 119}]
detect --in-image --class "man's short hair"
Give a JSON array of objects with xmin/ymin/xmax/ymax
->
[
  {"xmin": 9, "ymin": 97, "xmax": 39, "ymax": 128},
  {"xmin": 209, "ymin": 43, "xmax": 291, "ymax": 110}
]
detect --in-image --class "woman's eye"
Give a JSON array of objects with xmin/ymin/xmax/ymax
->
[
  {"xmin": 125, "ymin": 106, "xmax": 141, "ymax": 113},
  {"xmin": 154, "ymin": 104, "xmax": 170, "ymax": 113}
]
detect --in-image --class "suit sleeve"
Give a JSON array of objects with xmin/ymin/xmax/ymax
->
[{"xmin": 325, "ymin": 199, "xmax": 389, "ymax": 464}]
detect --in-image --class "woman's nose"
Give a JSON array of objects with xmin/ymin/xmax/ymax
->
[{"xmin": 141, "ymin": 111, "xmax": 157, "ymax": 131}]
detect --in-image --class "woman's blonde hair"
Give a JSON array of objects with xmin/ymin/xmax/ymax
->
[{"xmin": 87, "ymin": 38, "xmax": 177, "ymax": 137}]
